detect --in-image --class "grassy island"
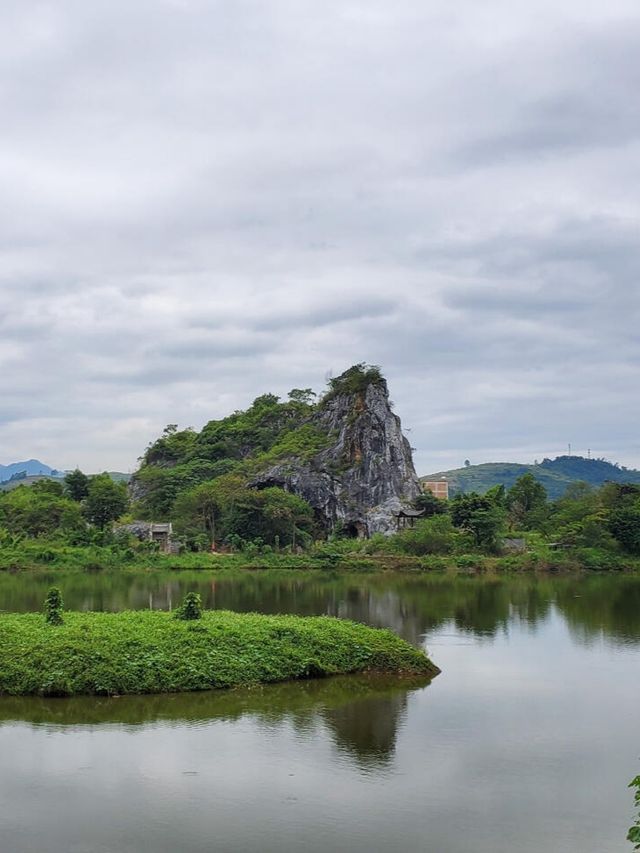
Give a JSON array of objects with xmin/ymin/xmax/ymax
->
[{"xmin": 0, "ymin": 610, "xmax": 439, "ymax": 697}]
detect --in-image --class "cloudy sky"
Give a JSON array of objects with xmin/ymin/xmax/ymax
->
[{"xmin": 1, "ymin": 0, "xmax": 639, "ymax": 475}]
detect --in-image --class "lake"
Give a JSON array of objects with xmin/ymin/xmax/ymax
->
[{"xmin": 1, "ymin": 570, "xmax": 638, "ymax": 852}]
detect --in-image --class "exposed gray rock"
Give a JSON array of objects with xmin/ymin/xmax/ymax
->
[
  {"xmin": 116, "ymin": 521, "xmax": 155, "ymax": 539},
  {"xmin": 252, "ymin": 378, "xmax": 421, "ymax": 536}
]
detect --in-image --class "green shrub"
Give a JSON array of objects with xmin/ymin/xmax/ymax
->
[
  {"xmin": 44, "ymin": 587, "xmax": 64, "ymax": 626},
  {"xmin": 396, "ymin": 516, "xmax": 458, "ymax": 556},
  {"xmin": 573, "ymin": 548, "xmax": 623, "ymax": 572},
  {"xmin": 174, "ymin": 592, "xmax": 203, "ymax": 621},
  {"xmin": 321, "ymin": 363, "xmax": 385, "ymax": 404},
  {"xmin": 362, "ymin": 532, "xmax": 399, "ymax": 555},
  {"xmin": 34, "ymin": 549, "xmax": 56, "ymax": 563},
  {"xmin": 418, "ymin": 556, "xmax": 451, "ymax": 571},
  {"xmin": 314, "ymin": 552, "xmax": 342, "ymax": 567},
  {"xmin": 313, "ymin": 537, "xmax": 363, "ymax": 556},
  {"xmin": 455, "ymin": 554, "xmax": 481, "ymax": 569}
]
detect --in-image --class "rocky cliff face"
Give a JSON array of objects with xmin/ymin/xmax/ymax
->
[{"xmin": 252, "ymin": 378, "xmax": 421, "ymax": 536}]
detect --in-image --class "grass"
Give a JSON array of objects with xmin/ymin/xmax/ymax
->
[
  {"xmin": 0, "ymin": 609, "xmax": 439, "ymax": 697},
  {"xmin": 2, "ymin": 538, "xmax": 638, "ymax": 575}
]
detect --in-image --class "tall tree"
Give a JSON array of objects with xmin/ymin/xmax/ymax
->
[
  {"xmin": 64, "ymin": 469, "xmax": 90, "ymax": 502},
  {"xmin": 413, "ymin": 490, "xmax": 448, "ymax": 517},
  {"xmin": 173, "ymin": 480, "xmax": 225, "ymax": 549},
  {"xmin": 507, "ymin": 473, "xmax": 548, "ymax": 530},
  {"xmin": 83, "ymin": 474, "xmax": 128, "ymax": 529},
  {"xmin": 450, "ymin": 492, "xmax": 505, "ymax": 551}
]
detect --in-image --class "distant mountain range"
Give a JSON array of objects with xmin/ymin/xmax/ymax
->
[
  {"xmin": 422, "ymin": 455, "xmax": 640, "ymax": 500},
  {"xmin": 2, "ymin": 455, "xmax": 638, "ymax": 502},
  {"xmin": 0, "ymin": 460, "xmax": 130, "ymax": 490},
  {"xmin": 0, "ymin": 459, "xmax": 63, "ymax": 483}
]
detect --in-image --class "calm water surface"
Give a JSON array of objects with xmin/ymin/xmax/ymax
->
[{"xmin": 1, "ymin": 570, "xmax": 638, "ymax": 852}]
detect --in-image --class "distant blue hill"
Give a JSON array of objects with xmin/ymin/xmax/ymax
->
[
  {"xmin": 422, "ymin": 455, "xmax": 640, "ymax": 500},
  {"xmin": 0, "ymin": 461, "xmax": 130, "ymax": 490},
  {"xmin": 0, "ymin": 459, "xmax": 63, "ymax": 483}
]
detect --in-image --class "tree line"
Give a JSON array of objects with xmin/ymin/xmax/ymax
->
[
  {"xmin": 394, "ymin": 474, "xmax": 640, "ymax": 560},
  {"xmin": 0, "ymin": 472, "xmax": 127, "ymax": 543},
  {"xmin": 2, "ymin": 467, "xmax": 640, "ymax": 567}
]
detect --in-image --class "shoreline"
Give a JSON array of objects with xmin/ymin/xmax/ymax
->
[{"xmin": 1, "ymin": 549, "xmax": 638, "ymax": 574}]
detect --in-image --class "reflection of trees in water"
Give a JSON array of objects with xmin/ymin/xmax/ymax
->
[
  {"xmin": 0, "ymin": 674, "xmax": 428, "ymax": 771},
  {"xmin": 553, "ymin": 576, "xmax": 640, "ymax": 644},
  {"xmin": 1, "ymin": 571, "xmax": 639, "ymax": 646},
  {"xmin": 321, "ymin": 690, "xmax": 408, "ymax": 769}
]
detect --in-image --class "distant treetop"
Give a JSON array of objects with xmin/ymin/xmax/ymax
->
[{"xmin": 321, "ymin": 363, "xmax": 386, "ymax": 404}]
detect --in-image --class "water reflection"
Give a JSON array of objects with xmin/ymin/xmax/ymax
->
[
  {"xmin": 1, "ymin": 570, "xmax": 639, "ymax": 645},
  {"xmin": 323, "ymin": 690, "xmax": 408, "ymax": 769},
  {"xmin": 0, "ymin": 674, "xmax": 430, "ymax": 770},
  {"xmin": 1, "ymin": 573, "xmax": 639, "ymax": 853}
]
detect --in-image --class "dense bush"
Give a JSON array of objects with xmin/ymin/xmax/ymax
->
[
  {"xmin": 0, "ymin": 610, "xmax": 437, "ymax": 696},
  {"xmin": 609, "ymin": 507, "xmax": 640, "ymax": 554},
  {"xmin": 83, "ymin": 475, "xmax": 129, "ymax": 529},
  {"xmin": 321, "ymin": 363, "xmax": 385, "ymax": 404},
  {"xmin": 450, "ymin": 492, "xmax": 506, "ymax": 552},
  {"xmin": 506, "ymin": 473, "xmax": 548, "ymax": 531},
  {"xmin": 395, "ymin": 516, "xmax": 461, "ymax": 556},
  {"xmin": 0, "ymin": 483, "xmax": 84, "ymax": 538},
  {"xmin": 173, "ymin": 477, "xmax": 315, "ymax": 550}
]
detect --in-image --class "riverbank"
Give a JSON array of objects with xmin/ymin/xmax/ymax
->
[
  {"xmin": 1, "ymin": 540, "xmax": 638, "ymax": 574},
  {"xmin": 0, "ymin": 610, "xmax": 439, "ymax": 697}
]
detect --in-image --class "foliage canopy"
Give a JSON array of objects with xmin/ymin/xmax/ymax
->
[{"xmin": 321, "ymin": 363, "xmax": 385, "ymax": 404}]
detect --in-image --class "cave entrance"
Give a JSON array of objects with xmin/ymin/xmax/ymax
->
[{"xmin": 343, "ymin": 521, "xmax": 367, "ymax": 540}]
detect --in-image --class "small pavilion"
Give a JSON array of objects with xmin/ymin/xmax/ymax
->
[{"xmin": 394, "ymin": 508, "xmax": 425, "ymax": 531}]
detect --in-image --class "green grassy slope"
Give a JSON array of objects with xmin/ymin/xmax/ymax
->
[
  {"xmin": 422, "ymin": 455, "xmax": 640, "ymax": 500},
  {"xmin": 0, "ymin": 475, "xmax": 59, "ymax": 492}
]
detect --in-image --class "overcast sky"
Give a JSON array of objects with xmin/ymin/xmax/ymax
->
[{"xmin": 1, "ymin": 0, "xmax": 639, "ymax": 475}]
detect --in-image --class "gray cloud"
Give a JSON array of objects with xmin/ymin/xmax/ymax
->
[{"xmin": 0, "ymin": 0, "xmax": 639, "ymax": 473}]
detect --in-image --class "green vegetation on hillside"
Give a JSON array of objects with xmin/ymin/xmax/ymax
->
[
  {"xmin": 173, "ymin": 476, "xmax": 316, "ymax": 551},
  {"xmin": 0, "ymin": 606, "xmax": 437, "ymax": 696},
  {"xmin": 0, "ymin": 475, "xmax": 62, "ymax": 493},
  {"xmin": 0, "ymin": 471, "xmax": 130, "ymax": 493},
  {"xmin": 337, "ymin": 476, "xmax": 640, "ymax": 571},
  {"xmin": 2, "ymin": 364, "xmax": 640, "ymax": 573},
  {"xmin": 130, "ymin": 364, "xmax": 391, "ymax": 539},
  {"xmin": 2, "ymin": 466, "xmax": 640, "ymax": 573},
  {"xmin": 133, "ymin": 390, "xmax": 320, "ymax": 520},
  {"xmin": 0, "ymin": 474, "xmax": 128, "ymax": 542},
  {"xmin": 321, "ymin": 363, "xmax": 385, "ymax": 404},
  {"xmin": 423, "ymin": 455, "xmax": 640, "ymax": 500}
]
